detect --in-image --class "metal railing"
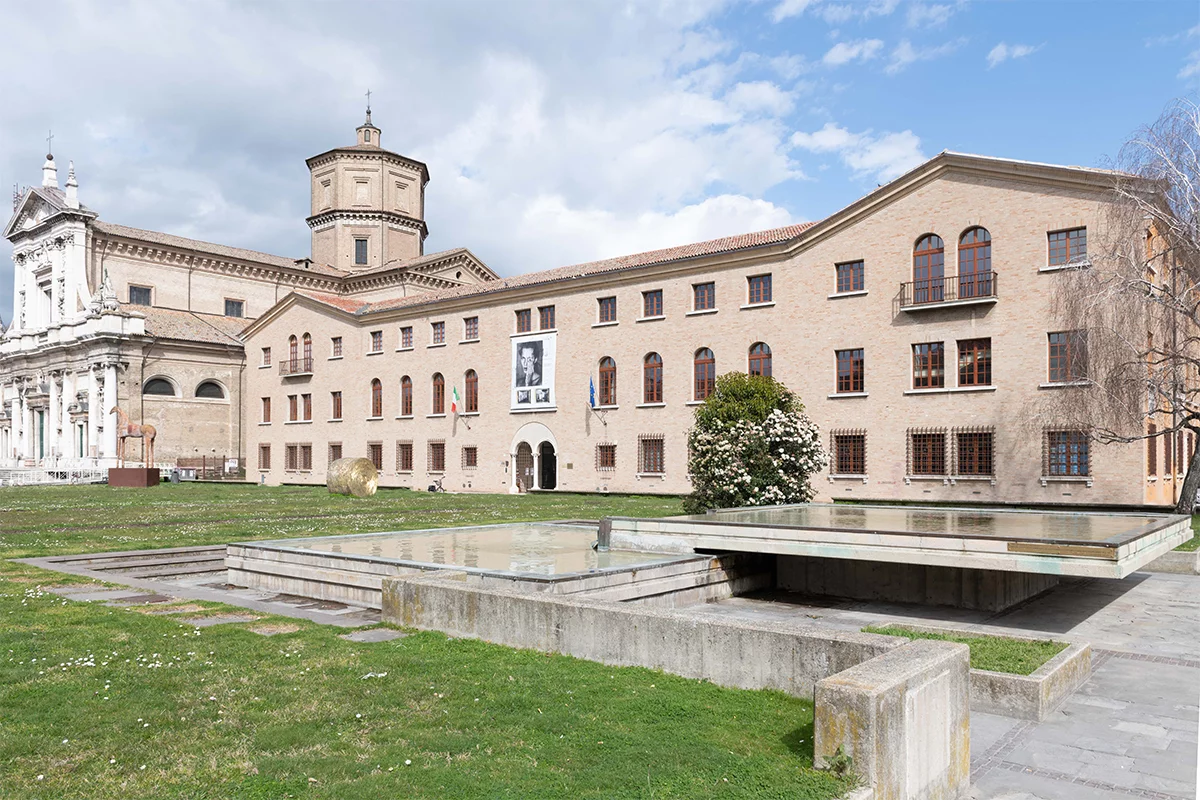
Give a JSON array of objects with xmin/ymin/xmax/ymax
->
[
  {"xmin": 0, "ymin": 467, "xmax": 109, "ymax": 486},
  {"xmin": 278, "ymin": 357, "xmax": 314, "ymax": 376},
  {"xmin": 899, "ymin": 272, "xmax": 997, "ymax": 308}
]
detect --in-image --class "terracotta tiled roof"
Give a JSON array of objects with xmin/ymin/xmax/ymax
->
[
  {"xmin": 134, "ymin": 305, "xmax": 250, "ymax": 345},
  {"xmin": 344, "ymin": 247, "xmax": 485, "ymax": 279},
  {"xmin": 293, "ymin": 291, "xmax": 370, "ymax": 315},
  {"xmin": 91, "ymin": 221, "xmax": 342, "ymax": 276},
  {"xmin": 353, "ymin": 222, "xmax": 817, "ymax": 316}
]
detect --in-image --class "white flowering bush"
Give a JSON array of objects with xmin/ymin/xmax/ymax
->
[{"xmin": 685, "ymin": 374, "xmax": 828, "ymax": 513}]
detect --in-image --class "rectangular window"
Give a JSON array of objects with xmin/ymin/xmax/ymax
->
[
  {"xmin": 642, "ymin": 290, "xmax": 663, "ymax": 318},
  {"xmin": 639, "ymin": 436, "xmax": 665, "ymax": 474},
  {"xmin": 835, "ymin": 349, "xmax": 865, "ymax": 393},
  {"xmin": 429, "ymin": 441, "xmax": 446, "ymax": 473},
  {"xmin": 515, "ymin": 309, "xmax": 532, "ymax": 333},
  {"xmin": 331, "ymin": 391, "xmax": 342, "ymax": 421},
  {"xmin": 597, "ymin": 443, "xmax": 617, "ymax": 471},
  {"xmin": 598, "ymin": 296, "xmax": 617, "ymax": 323},
  {"xmin": 355, "ymin": 238, "xmax": 368, "ymax": 265},
  {"xmin": 370, "ymin": 330, "xmax": 383, "ymax": 353},
  {"xmin": 258, "ymin": 444, "xmax": 271, "ymax": 470},
  {"xmin": 912, "ymin": 342, "xmax": 945, "ymax": 389},
  {"xmin": 299, "ymin": 444, "xmax": 313, "ymax": 471},
  {"xmin": 835, "ymin": 261, "xmax": 864, "ymax": 293},
  {"xmin": 224, "ymin": 299, "xmax": 245, "ymax": 318},
  {"xmin": 464, "ymin": 316, "xmax": 479, "ymax": 340},
  {"xmin": 129, "ymin": 285, "xmax": 152, "ymax": 306},
  {"xmin": 833, "ymin": 432, "xmax": 866, "ymax": 475},
  {"xmin": 397, "ymin": 441, "xmax": 414, "ymax": 472},
  {"xmin": 261, "ymin": 397, "xmax": 271, "ymax": 423},
  {"xmin": 747, "ymin": 274, "xmax": 772, "ymax": 305},
  {"xmin": 400, "ymin": 326, "xmax": 413, "ymax": 349},
  {"xmin": 288, "ymin": 394, "xmax": 298, "ymax": 422},
  {"xmin": 301, "ymin": 393, "xmax": 312, "ymax": 422},
  {"xmin": 368, "ymin": 442, "xmax": 383, "ymax": 471},
  {"xmin": 431, "ymin": 321, "xmax": 445, "ymax": 344},
  {"xmin": 285, "ymin": 444, "xmax": 298, "ymax": 471},
  {"xmin": 1048, "ymin": 227, "xmax": 1087, "ymax": 265},
  {"xmin": 331, "ymin": 337, "xmax": 342, "ymax": 358},
  {"xmin": 1046, "ymin": 430, "xmax": 1090, "ymax": 476},
  {"xmin": 955, "ymin": 430, "xmax": 994, "ymax": 476},
  {"xmin": 1048, "ymin": 331, "xmax": 1087, "ymax": 382},
  {"xmin": 909, "ymin": 431, "xmax": 947, "ymax": 476},
  {"xmin": 462, "ymin": 445, "xmax": 478, "ymax": 469},
  {"xmin": 1166, "ymin": 425, "xmax": 1174, "ymax": 474},
  {"xmin": 693, "ymin": 282, "xmax": 715, "ymax": 311},
  {"xmin": 957, "ymin": 338, "xmax": 992, "ymax": 387},
  {"xmin": 261, "ymin": 347, "xmax": 271, "ymax": 366},
  {"xmin": 328, "ymin": 442, "xmax": 342, "ymax": 464},
  {"xmin": 1148, "ymin": 423, "xmax": 1157, "ymax": 477},
  {"xmin": 539, "ymin": 305, "xmax": 556, "ymax": 330}
]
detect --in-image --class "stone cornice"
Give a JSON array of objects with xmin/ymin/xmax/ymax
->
[
  {"xmin": 304, "ymin": 148, "xmax": 430, "ymax": 184},
  {"xmin": 306, "ymin": 209, "xmax": 428, "ymax": 238}
]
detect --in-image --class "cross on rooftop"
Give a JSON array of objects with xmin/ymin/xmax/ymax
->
[
  {"xmin": 365, "ymin": 89, "xmax": 371, "ymax": 113},
  {"xmin": 46, "ymin": 129, "xmax": 53, "ymax": 157}
]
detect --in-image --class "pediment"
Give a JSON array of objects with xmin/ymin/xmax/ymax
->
[
  {"xmin": 406, "ymin": 249, "xmax": 498, "ymax": 286},
  {"xmin": 4, "ymin": 190, "xmax": 62, "ymax": 240}
]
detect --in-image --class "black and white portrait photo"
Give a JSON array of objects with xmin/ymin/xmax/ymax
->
[
  {"xmin": 516, "ymin": 389, "xmax": 531, "ymax": 405},
  {"xmin": 515, "ymin": 341, "xmax": 543, "ymax": 387},
  {"xmin": 511, "ymin": 333, "xmax": 556, "ymax": 410}
]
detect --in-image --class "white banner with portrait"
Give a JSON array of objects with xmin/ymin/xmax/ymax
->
[{"xmin": 511, "ymin": 332, "xmax": 556, "ymax": 411}]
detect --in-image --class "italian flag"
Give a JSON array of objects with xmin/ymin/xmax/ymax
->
[{"xmin": 451, "ymin": 386, "xmax": 460, "ymax": 414}]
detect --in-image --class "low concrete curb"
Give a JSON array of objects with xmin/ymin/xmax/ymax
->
[{"xmin": 1143, "ymin": 548, "xmax": 1200, "ymax": 575}]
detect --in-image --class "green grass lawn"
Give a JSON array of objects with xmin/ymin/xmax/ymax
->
[
  {"xmin": 861, "ymin": 625, "xmax": 1067, "ymax": 675},
  {"xmin": 0, "ymin": 484, "xmax": 851, "ymax": 799},
  {"xmin": 1174, "ymin": 515, "xmax": 1200, "ymax": 551}
]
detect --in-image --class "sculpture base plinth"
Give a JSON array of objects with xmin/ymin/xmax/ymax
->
[{"xmin": 108, "ymin": 468, "xmax": 161, "ymax": 488}]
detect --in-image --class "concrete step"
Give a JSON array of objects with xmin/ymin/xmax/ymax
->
[
  {"xmin": 46, "ymin": 546, "xmax": 226, "ymax": 567},
  {"xmin": 106, "ymin": 561, "xmax": 228, "ymax": 578}
]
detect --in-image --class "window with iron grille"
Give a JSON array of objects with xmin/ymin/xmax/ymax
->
[
  {"xmin": 299, "ymin": 444, "xmax": 313, "ymax": 471},
  {"xmin": 515, "ymin": 309, "xmax": 532, "ymax": 333},
  {"xmin": 301, "ymin": 393, "xmax": 312, "ymax": 421},
  {"xmin": 835, "ymin": 261, "xmax": 864, "ymax": 293},
  {"xmin": 957, "ymin": 339, "xmax": 991, "ymax": 386},
  {"xmin": 225, "ymin": 299, "xmax": 245, "ymax": 318},
  {"xmin": 285, "ymin": 444, "xmax": 298, "ymax": 471},
  {"xmin": 370, "ymin": 379, "xmax": 383, "ymax": 418},
  {"xmin": 1048, "ymin": 228, "xmax": 1086, "ymax": 265},
  {"xmin": 400, "ymin": 327, "xmax": 413, "ymax": 349},
  {"xmin": 908, "ymin": 430, "xmax": 947, "ymax": 475},
  {"xmin": 694, "ymin": 348, "xmax": 715, "ymax": 401},
  {"xmin": 599, "ymin": 357, "xmax": 617, "ymax": 406},
  {"xmin": 912, "ymin": 342, "xmax": 945, "ymax": 389},
  {"xmin": 747, "ymin": 274, "xmax": 772, "ymax": 304},
  {"xmin": 400, "ymin": 376, "xmax": 413, "ymax": 416},
  {"xmin": 955, "ymin": 429, "xmax": 994, "ymax": 476},
  {"xmin": 429, "ymin": 441, "xmax": 446, "ymax": 473},
  {"xmin": 330, "ymin": 391, "xmax": 342, "ymax": 420},
  {"xmin": 328, "ymin": 442, "xmax": 342, "ymax": 464},
  {"xmin": 288, "ymin": 394, "xmax": 298, "ymax": 422},
  {"xmin": 1048, "ymin": 331, "xmax": 1087, "ymax": 382},
  {"xmin": 396, "ymin": 441, "xmax": 414, "ymax": 472},
  {"xmin": 831, "ymin": 431, "xmax": 866, "ymax": 475},
  {"xmin": 539, "ymin": 305, "xmax": 556, "ymax": 330},
  {"xmin": 462, "ymin": 446, "xmax": 478, "ymax": 469},
  {"xmin": 431, "ymin": 321, "xmax": 445, "ymax": 344},
  {"xmin": 261, "ymin": 397, "xmax": 271, "ymax": 423},
  {"xmin": 258, "ymin": 444, "xmax": 271, "ymax": 470},
  {"xmin": 639, "ymin": 436, "xmax": 665, "ymax": 474},
  {"xmin": 597, "ymin": 443, "xmax": 617, "ymax": 471},
  {"xmin": 261, "ymin": 347, "xmax": 272, "ymax": 366},
  {"xmin": 643, "ymin": 353, "xmax": 663, "ymax": 403},
  {"xmin": 693, "ymin": 282, "xmax": 715, "ymax": 311},
  {"xmin": 331, "ymin": 336, "xmax": 342, "ymax": 357},
  {"xmin": 643, "ymin": 290, "xmax": 664, "ymax": 318},
  {"xmin": 836, "ymin": 349, "xmax": 864, "ymax": 393},
  {"xmin": 464, "ymin": 316, "xmax": 479, "ymax": 340},
  {"xmin": 1045, "ymin": 430, "xmax": 1089, "ymax": 476},
  {"xmin": 368, "ymin": 442, "xmax": 383, "ymax": 471},
  {"xmin": 370, "ymin": 330, "xmax": 383, "ymax": 353},
  {"xmin": 129, "ymin": 285, "xmax": 152, "ymax": 306}
]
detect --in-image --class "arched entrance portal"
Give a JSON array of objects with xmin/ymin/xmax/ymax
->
[
  {"xmin": 515, "ymin": 443, "xmax": 535, "ymax": 492},
  {"xmin": 539, "ymin": 442, "xmax": 557, "ymax": 490}
]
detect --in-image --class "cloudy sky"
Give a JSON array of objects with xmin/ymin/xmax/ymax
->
[{"xmin": 1, "ymin": 0, "xmax": 1196, "ymax": 318}]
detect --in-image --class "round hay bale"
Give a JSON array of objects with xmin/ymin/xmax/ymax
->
[{"xmin": 327, "ymin": 457, "xmax": 378, "ymax": 498}]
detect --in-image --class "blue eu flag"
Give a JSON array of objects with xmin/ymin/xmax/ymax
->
[{"xmin": 589, "ymin": 376, "xmax": 596, "ymax": 408}]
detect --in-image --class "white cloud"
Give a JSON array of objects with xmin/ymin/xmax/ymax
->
[
  {"xmin": 986, "ymin": 42, "xmax": 1041, "ymax": 68},
  {"xmin": 791, "ymin": 122, "xmax": 926, "ymax": 182},
  {"xmin": 905, "ymin": 2, "xmax": 958, "ymax": 28},
  {"xmin": 770, "ymin": 0, "xmax": 817, "ymax": 23},
  {"xmin": 885, "ymin": 38, "xmax": 965, "ymax": 74},
  {"xmin": 725, "ymin": 81, "xmax": 796, "ymax": 116},
  {"xmin": 823, "ymin": 39, "xmax": 884, "ymax": 66},
  {"xmin": 770, "ymin": 0, "xmax": 899, "ymax": 24},
  {"xmin": 1181, "ymin": 50, "xmax": 1200, "ymax": 79}
]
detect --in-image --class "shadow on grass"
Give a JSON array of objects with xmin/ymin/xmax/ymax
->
[{"xmin": 781, "ymin": 719, "xmax": 816, "ymax": 759}]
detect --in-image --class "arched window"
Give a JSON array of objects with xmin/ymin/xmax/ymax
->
[
  {"xmin": 464, "ymin": 369, "xmax": 478, "ymax": 413},
  {"xmin": 749, "ymin": 342, "xmax": 772, "ymax": 377},
  {"xmin": 195, "ymin": 381, "xmax": 225, "ymax": 399},
  {"xmin": 913, "ymin": 234, "xmax": 945, "ymax": 304},
  {"xmin": 288, "ymin": 335, "xmax": 298, "ymax": 365},
  {"xmin": 143, "ymin": 378, "xmax": 176, "ymax": 396},
  {"xmin": 643, "ymin": 353, "xmax": 663, "ymax": 404},
  {"xmin": 302, "ymin": 332, "xmax": 312, "ymax": 365},
  {"xmin": 694, "ymin": 348, "xmax": 715, "ymax": 401},
  {"xmin": 400, "ymin": 376, "xmax": 412, "ymax": 417},
  {"xmin": 370, "ymin": 378, "xmax": 383, "ymax": 418},
  {"xmin": 432, "ymin": 373, "xmax": 445, "ymax": 415},
  {"xmin": 598, "ymin": 357, "xmax": 617, "ymax": 406},
  {"xmin": 958, "ymin": 227, "xmax": 992, "ymax": 299}
]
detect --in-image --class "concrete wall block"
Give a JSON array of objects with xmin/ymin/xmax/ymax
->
[{"xmin": 1143, "ymin": 549, "xmax": 1200, "ymax": 575}]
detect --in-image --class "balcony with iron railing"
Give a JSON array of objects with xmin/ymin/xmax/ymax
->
[
  {"xmin": 899, "ymin": 272, "xmax": 998, "ymax": 311},
  {"xmin": 278, "ymin": 357, "xmax": 314, "ymax": 377}
]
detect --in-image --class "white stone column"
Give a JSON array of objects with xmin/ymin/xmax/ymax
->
[
  {"xmin": 86, "ymin": 369, "xmax": 99, "ymax": 463},
  {"xmin": 101, "ymin": 361, "xmax": 118, "ymax": 462},
  {"xmin": 8, "ymin": 386, "xmax": 20, "ymax": 464},
  {"xmin": 46, "ymin": 374, "xmax": 59, "ymax": 463},
  {"xmin": 21, "ymin": 393, "xmax": 34, "ymax": 461},
  {"xmin": 59, "ymin": 372, "xmax": 74, "ymax": 461}
]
